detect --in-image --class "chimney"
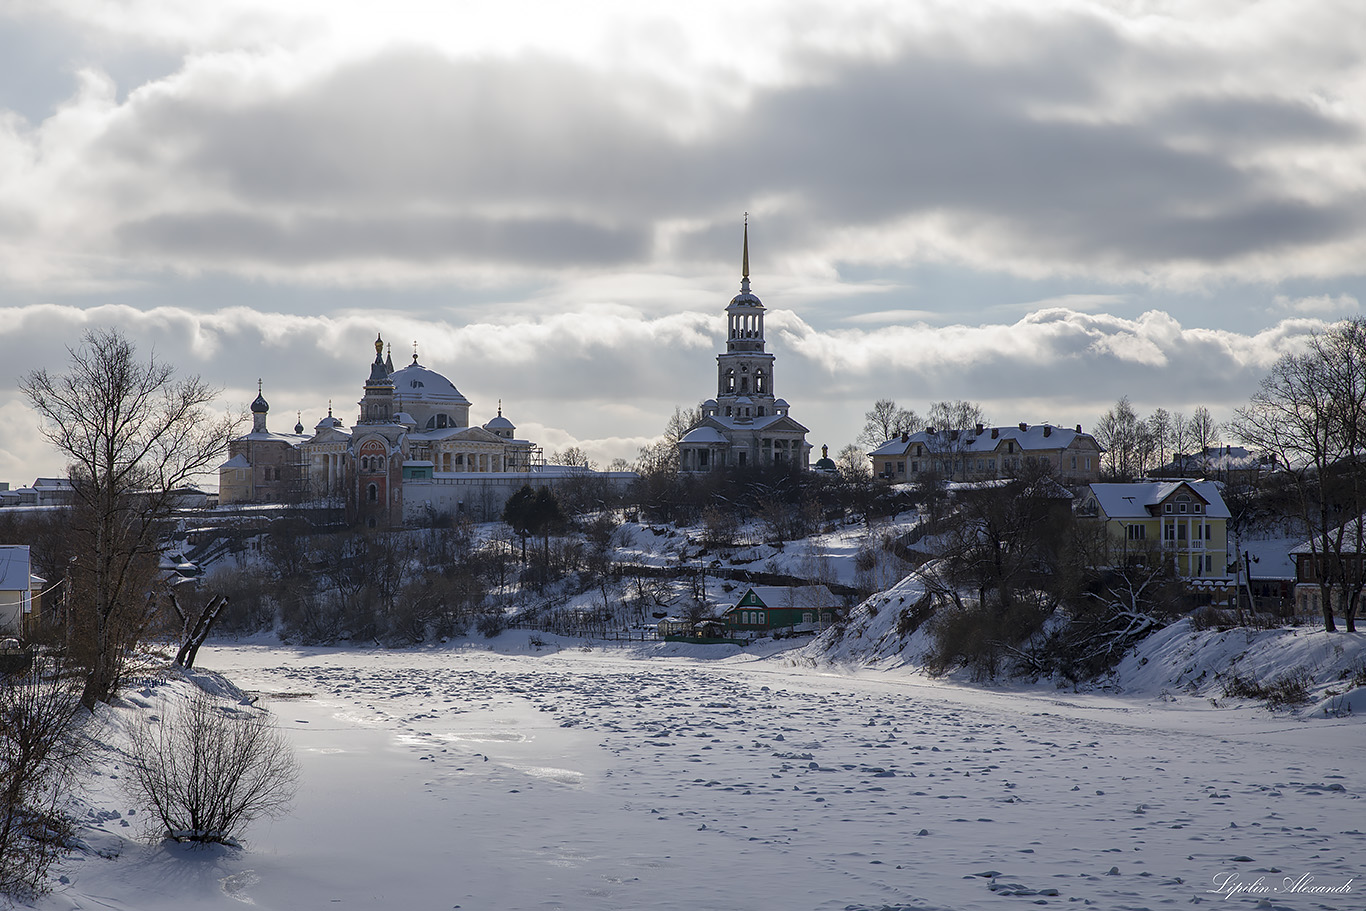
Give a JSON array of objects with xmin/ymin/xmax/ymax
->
[
  {"xmin": 950, "ymin": 429, "xmax": 959, "ymax": 442},
  {"xmin": 991, "ymin": 428, "xmax": 999, "ymax": 439},
  {"xmin": 1043, "ymin": 424, "xmax": 1052, "ymax": 438},
  {"xmin": 1018, "ymin": 422, "xmax": 1028, "ymax": 432},
  {"xmin": 1075, "ymin": 424, "xmax": 1082, "ymax": 434},
  {"xmin": 926, "ymin": 426, "xmax": 935, "ymax": 435},
  {"xmin": 900, "ymin": 431, "xmax": 908, "ymax": 443},
  {"xmin": 975, "ymin": 423, "xmax": 984, "ymax": 436}
]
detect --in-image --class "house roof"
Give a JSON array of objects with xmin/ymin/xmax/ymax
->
[
  {"xmin": 869, "ymin": 423, "xmax": 1099, "ymax": 458},
  {"xmin": 1088, "ymin": 480, "xmax": 1230, "ymax": 520},
  {"xmin": 1289, "ymin": 516, "xmax": 1366, "ymax": 556},
  {"xmin": 0, "ymin": 546, "xmax": 32, "ymax": 591},
  {"xmin": 729, "ymin": 585, "xmax": 835, "ymax": 610}
]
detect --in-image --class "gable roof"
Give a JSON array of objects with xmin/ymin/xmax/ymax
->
[
  {"xmin": 1087, "ymin": 480, "xmax": 1230, "ymax": 520},
  {"xmin": 729, "ymin": 585, "xmax": 835, "ymax": 610}
]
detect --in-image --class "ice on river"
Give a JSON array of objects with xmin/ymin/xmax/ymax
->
[{"xmin": 41, "ymin": 640, "xmax": 1364, "ymax": 911}]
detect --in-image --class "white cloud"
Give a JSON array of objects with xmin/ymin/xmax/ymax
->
[
  {"xmin": 0, "ymin": 302, "xmax": 1327, "ymax": 486},
  {"xmin": 1272, "ymin": 293, "xmax": 1360, "ymax": 314}
]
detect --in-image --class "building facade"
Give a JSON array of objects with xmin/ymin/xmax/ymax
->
[
  {"xmin": 219, "ymin": 335, "xmax": 631, "ymax": 526},
  {"xmin": 678, "ymin": 222, "xmax": 811, "ymax": 472},
  {"xmin": 1079, "ymin": 480, "xmax": 1231, "ymax": 582},
  {"xmin": 869, "ymin": 422, "xmax": 1103, "ymax": 486}
]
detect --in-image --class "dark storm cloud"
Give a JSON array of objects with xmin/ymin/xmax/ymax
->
[
  {"xmin": 16, "ymin": 8, "xmax": 1365, "ymax": 282},
  {"xmin": 121, "ymin": 210, "xmax": 647, "ymax": 267}
]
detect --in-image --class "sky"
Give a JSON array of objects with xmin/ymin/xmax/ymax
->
[{"xmin": 3, "ymin": 0, "xmax": 1366, "ymax": 483}]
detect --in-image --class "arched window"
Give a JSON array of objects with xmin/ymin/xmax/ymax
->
[
  {"xmin": 725, "ymin": 370, "xmax": 735, "ymax": 393},
  {"xmin": 755, "ymin": 371, "xmax": 766, "ymax": 393},
  {"xmin": 367, "ymin": 483, "xmax": 378, "ymax": 502},
  {"xmin": 740, "ymin": 377, "xmax": 748, "ymax": 393}
]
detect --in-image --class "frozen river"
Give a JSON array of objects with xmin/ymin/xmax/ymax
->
[{"xmin": 50, "ymin": 641, "xmax": 1364, "ymax": 911}]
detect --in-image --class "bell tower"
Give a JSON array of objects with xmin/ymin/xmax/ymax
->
[{"xmin": 716, "ymin": 216, "xmax": 777, "ymax": 423}]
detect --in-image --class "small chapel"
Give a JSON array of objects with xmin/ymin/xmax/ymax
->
[{"xmin": 677, "ymin": 221, "xmax": 811, "ymax": 471}]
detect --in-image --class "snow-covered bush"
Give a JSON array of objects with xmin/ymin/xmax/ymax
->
[{"xmin": 124, "ymin": 689, "xmax": 298, "ymax": 846}]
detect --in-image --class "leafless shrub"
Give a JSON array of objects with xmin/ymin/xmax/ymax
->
[
  {"xmin": 0, "ymin": 665, "xmax": 86, "ymax": 898},
  {"xmin": 124, "ymin": 688, "xmax": 298, "ymax": 846}
]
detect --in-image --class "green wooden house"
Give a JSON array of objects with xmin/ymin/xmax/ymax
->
[{"xmin": 722, "ymin": 585, "xmax": 839, "ymax": 633}]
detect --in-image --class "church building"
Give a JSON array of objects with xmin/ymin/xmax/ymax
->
[
  {"xmin": 677, "ymin": 222, "xmax": 811, "ymax": 471},
  {"xmin": 218, "ymin": 334, "xmax": 561, "ymax": 526}
]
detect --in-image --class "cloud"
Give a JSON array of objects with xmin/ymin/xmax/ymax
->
[
  {"xmin": 0, "ymin": 301, "xmax": 1328, "ymax": 485},
  {"xmin": 1272, "ymin": 293, "xmax": 1360, "ymax": 315},
  {"xmin": 1, "ymin": 3, "xmax": 1365, "ymax": 290}
]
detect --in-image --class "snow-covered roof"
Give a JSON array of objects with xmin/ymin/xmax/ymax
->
[
  {"xmin": 388, "ymin": 361, "xmax": 471, "ymax": 407},
  {"xmin": 1088, "ymin": 480, "xmax": 1230, "ymax": 519},
  {"xmin": 0, "ymin": 546, "xmax": 32, "ymax": 591},
  {"xmin": 1289, "ymin": 516, "xmax": 1366, "ymax": 556},
  {"xmin": 680, "ymin": 426, "xmax": 731, "ymax": 445},
  {"xmin": 729, "ymin": 585, "xmax": 835, "ymax": 610},
  {"xmin": 233, "ymin": 431, "xmax": 309, "ymax": 444},
  {"xmin": 870, "ymin": 424, "xmax": 1098, "ymax": 457},
  {"xmin": 484, "ymin": 414, "xmax": 514, "ymax": 430},
  {"xmin": 218, "ymin": 454, "xmax": 251, "ymax": 470}
]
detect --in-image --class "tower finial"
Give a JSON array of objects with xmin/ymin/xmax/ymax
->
[
  {"xmin": 742, "ymin": 213, "xmax": 749, "ymax": 282},
  {"xmin": 257, "ymin": 378, "xmax": 263, "ymax": 395},
  {"xmin": 374, "ymin": 333, "xmax": 383, "ymax": 357},
  {"xmin": 412, "ymin": 340, "xmax": 419, "ymax": 364},
  {"xmin": 498, "ymin": 398, "xmax": 503, "ymax": 417}
]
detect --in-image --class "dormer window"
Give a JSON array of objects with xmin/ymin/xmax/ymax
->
[{"xmin": 1164, "ymin": 503, "xmax": 1173, "ymax": 513}]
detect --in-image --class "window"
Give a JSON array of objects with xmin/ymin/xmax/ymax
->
[
  {"xmin": 1164, "ymin": 503, "xmax": 1173, "ymax": 513},
  {"xmin": 698, "ymin": 450, "xmax": 709, "ymax": 468},
  {"xmin": 897, "ymin": 461, "xmax": 905, "ymax": 474},
  {"xmin": 911, "ymin": 461, "xmax": 919, "ymax": 472},
  {"xmin": 883, "ymin": 462, "xmax": 893, "ymax": 475},
  {"xmin": 1194, "ymin": 504, "xmax": 1202, "ymax": 513},
  {"xmin": 757, "ymin": 407, "xmax": 765, "ymax": 417},
  {"xmin": 987, "ymin": 459, "xmax": 995, "ymax": 469},
  {"xmin": 1127, "ymin": 524, "xmax": 1146, "ymax": 540},
  {"xmin": 1177, "ymin": 524, "xmax": 1187, "ymax": 541},
  {"xmin": 1204, "ymin": 524, "xmax": 1212, "ymax": 540},
  {"xmin": 1071, "ymin": 456, "xmax": 1077, "ymax": 470},
  {"xmin": 367, "ymin": 483, "xmax": 378, "ymax": 502},
  {"xmin": 1164, "ymin": 524, "xmax": 1176, "ymax": 541}
]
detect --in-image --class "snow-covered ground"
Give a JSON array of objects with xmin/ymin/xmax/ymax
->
[{"xmin": 37, "ymin": 635, "xmax": 1364, "ymax": 911}]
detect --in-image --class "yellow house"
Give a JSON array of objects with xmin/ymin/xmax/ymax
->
[
  {"xmin": 0, "ymin": 545, "xmax": 43, "ymax": 638},
  {"xmin": 1079, "ymin": 481, "xmax": 1231, "ymax": 581}
]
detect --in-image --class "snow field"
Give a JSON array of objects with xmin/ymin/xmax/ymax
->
[{"xmin": 42, "ymin": 641, "xmax": 1361, "ymax": 911}]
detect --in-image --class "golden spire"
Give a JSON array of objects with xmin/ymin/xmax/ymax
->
[{"xmin": 374, "ymin": 333, "xmax": 383, "ymax": 357}]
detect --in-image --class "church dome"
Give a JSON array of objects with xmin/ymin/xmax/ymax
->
[
  {"xmin": 729, "ymin": 289, "xmax": 762, "ymax": 307},
  {"xmin": 388, "ymin": 361, "xmax": 471, "ymax": 407},
  {"xmin": 250, "ymin": 392, "xmax": 269, "ymax": 414},
  {"xmin": 315, "ymin": 413, "xmax": 344, "ymax": 431},
  {"xmin": 485, "ymin": 414, "xmax": 514, "ymax": 431}
]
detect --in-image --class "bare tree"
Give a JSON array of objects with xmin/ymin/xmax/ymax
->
[
  {"xmin": 1188, "ymin": 406, "xmax": 1218, "ymax": 456},
  {"xmin": 1146, "ymin": 408, "xmax": 1172, "ymax": 470},
  {"xmin": 1094, "ymin": 397, "xmax": 1141, "ymax": 479},
  {"xmin": 836, "ymin": 443, "xmax": 872, "ymax": 481},
  {"xmin": 858, "ymin": 399, "xmax": 921, "ymax": 446},
  {"xmin": 0, "ymin": 666, "xmax": 86, "ymax": 898},
  {"xmin": 125, "ymin": 688, "xmax": 299, "ymax": 846},
  {"xmin": 21, "ymin": 329, "xmax": 235, "ymax": 707},
  {"xmin": 1234, "ymin": 318, "xmax": 1366, "ymax": 632}
]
